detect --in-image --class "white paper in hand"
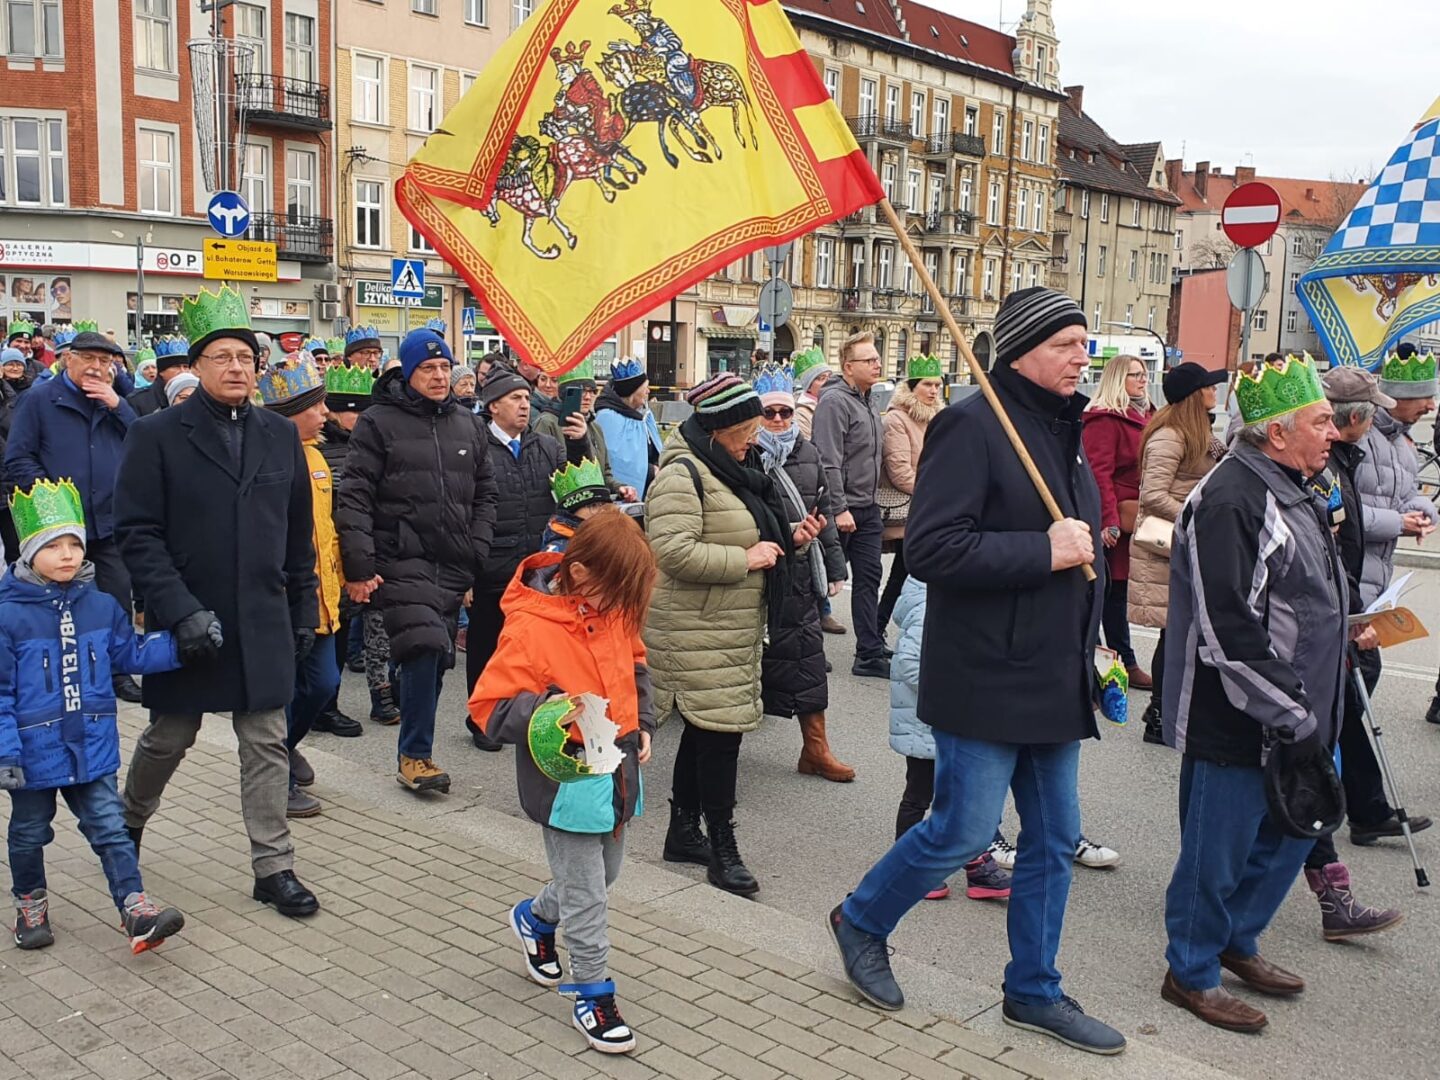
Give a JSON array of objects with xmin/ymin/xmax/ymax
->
[{"xmin": 571, "ymin": 692, "xmax": 625, "ymax": 776}]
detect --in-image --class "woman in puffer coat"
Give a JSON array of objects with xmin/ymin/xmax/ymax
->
[
  {"xmin": 753, "ymin": 365, "xmax": 851, "ymax": 782},
  {"xmin": 646, "ymin": 375, "xmax": 806, "ymax": 899},
  {"xmin": 877, "ymin": 361, "xmax": 944, "ymax": 631}
]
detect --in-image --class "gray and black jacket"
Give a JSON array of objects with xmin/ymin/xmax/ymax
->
[
  {"xmin": 811, "ymin": 378, "xmax": 882, "ymax": 513},
  {"xmin": 1163, "ymin": 438, "xmax": 1347, "ymax": 766}
]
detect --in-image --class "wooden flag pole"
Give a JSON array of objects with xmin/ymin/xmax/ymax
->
[{"xmin": 877, "ymin": 198, "xmax": 1096, "ymax": 582}]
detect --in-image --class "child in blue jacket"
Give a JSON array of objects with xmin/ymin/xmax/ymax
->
[{"xmin": 0, "ymin": 480, "xmax": 187, "ymax": 954}]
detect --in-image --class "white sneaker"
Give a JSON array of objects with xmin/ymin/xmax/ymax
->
[
  {"xmin": 1075, "ymin": 836, "xmax": 1120, "ymax": 869},
  {"xmin": 987, "ymin": 835, "xmax": 1017, "ymax": 871}
]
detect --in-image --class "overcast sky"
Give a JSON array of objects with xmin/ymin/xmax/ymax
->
[{"xmin": 928, "ymin": 0, "xmax": 1439, "ymax": 181}]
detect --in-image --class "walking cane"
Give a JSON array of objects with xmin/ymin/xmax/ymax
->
[{"xmin": 1348, "ymin": 643, "xmax": 1430, "ymax": 887}]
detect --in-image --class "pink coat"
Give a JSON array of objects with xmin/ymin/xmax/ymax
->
[
  {"xmin": 880, "ymin": 392, "xmax": 940, "ymax": 542},
  {"xmin": 1080, "ymin": 406, "xmax": 1149, "ymax": 581}
]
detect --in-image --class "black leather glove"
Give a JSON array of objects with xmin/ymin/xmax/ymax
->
[
  {"xmin": 0, "ymin": 764, "xmax": 25, "ymax": 791},
  {"xmin": 174, "ymin": 610, "xmax": 223, "ymax": 664},
  {"xmin": 294, "ymin": 628, "xmax": 316, "ymax": 662}
]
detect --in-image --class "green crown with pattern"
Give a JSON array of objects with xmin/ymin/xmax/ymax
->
[
  {"xmin": 557, "ymin": 356, "xmax": 595, "ymax": 385},
  {"xmin": 907, "ymin": 354, "xmax": 942, "ymax": 379},
  {"xmin": 178, "ymin": 286, "xmax": 251, "ymax": 344},
  {"xmin": 135, "ymin": 347, "xmax": 157, "ymax": 365},
  {"xmin": 1235, "ymin": 352, "xmax": 1326, "ymax": 426},
  {"xmin": 325, "ymin": 363, "xmax": 377, "ymax": 397},
  {"xmin": 325, "ymin": 337, "xmax": 346, "ymax": 357},
  {"xmin": 1381, "ymin": 351, "xmax": 1437, "ymax": 384},
  {"xmin": 551, "ymin": 459, "xmax": 607, "ymax": 510},
  {"xmin": 6, "ymin": 319, "xmax": 35, "ymax": 338},
  {"xmin": 71, "ymin": 319, "xmax": 99, "ymax": 334},
  {"xmin": 791, "ymin": 347, "xmax": 825, "ymax": 378},
  {"xmin": 9, "ymin": 478, "xmax": 85, "ymax": 546}
]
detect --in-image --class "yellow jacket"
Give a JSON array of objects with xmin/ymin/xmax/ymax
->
[{"xmin": 304, "ymin": 442, "xmax": 343, "ymax": 633}]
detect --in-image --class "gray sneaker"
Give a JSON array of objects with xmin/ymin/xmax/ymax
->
[
  {"xmin": 827, "ymin": 903, "xmax": 903, "ymax": 1011},
  {"xmin": 1002, "ymin": 994, "xmax": 1126, "ymax": 1055},
  {"xmin": 13, "ymin": 891, "xmax": 53, "ymax": 950},
  {"xmin": 286, "ymin": 784, "xmax": 322, "ymax": 818}
]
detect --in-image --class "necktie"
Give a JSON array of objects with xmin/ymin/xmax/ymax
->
[{"xmin": 510, "ymin": 438, "xmax": 522, "ymax": 460}]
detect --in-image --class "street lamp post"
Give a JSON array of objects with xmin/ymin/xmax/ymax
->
[
  {"xmin": 112, "ymin": 229, "xmax": 154, "ymax": 346},
  {"xmin": 1103, "ymin": 321, "xmax": 1168, "ymax": 364}
]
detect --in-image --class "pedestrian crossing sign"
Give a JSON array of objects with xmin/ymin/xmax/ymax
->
[
  {"xmin": 462, "ymin": 307, "xmax": 477, "ymax": 335},
  {"xmin": 392, "ymin": 258, "xmax": 425, "ymax": 300}
]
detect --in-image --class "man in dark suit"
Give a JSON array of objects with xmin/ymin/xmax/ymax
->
[
  {"xmin": 115, "ymin": 287, "xmax": 322, "ymax": 918},
  {"xmin": 127, "ymin": 338, "xmax": 192, "ymax": 417}
]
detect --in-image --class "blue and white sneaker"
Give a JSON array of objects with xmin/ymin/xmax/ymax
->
[
  {"xmin": 560, "ymin": 979, "xmax": 635, "ymax": 1054},
  {"xmin": 509, "ymin": 899, "xmax": 562, "ymax": 987},
  {"xmin": 1002, "ymin": 994, "xmax": 1127, "ymax": 1055}
]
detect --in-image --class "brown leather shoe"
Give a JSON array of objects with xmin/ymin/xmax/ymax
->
[
  {"xmin": 1126, "ymin": 665, "xmax": 1153, "ymax": 690},
  {"xmin": 820, "ymin": 614, "xmax": 847, "ymax": 635},
  {"xmin": 1161, "ymin": 971, "xmax": 1267, "ymax": 1032},
  {"xmin": 1220, "ymin": 951, "xmax": 1304, "ymax": 996}
]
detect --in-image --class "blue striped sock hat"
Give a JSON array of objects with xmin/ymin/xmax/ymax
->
[
  {"xmin": 993, "ymin": 287, "xmax": 1087, "ymax": 367},
  {"xmin": 685, "ymin": 373, "xmax": 762, "ymax": 431}
]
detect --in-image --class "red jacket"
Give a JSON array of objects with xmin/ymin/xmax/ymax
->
[{"xmin": 1081, "ymin": 407, "xmax": 1149, "ymax": 581}]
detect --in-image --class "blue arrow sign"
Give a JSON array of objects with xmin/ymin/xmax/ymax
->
[
  {"xmin": 392, "ymin": 258, "xmax": 425, "ymax": 300},
  {"xmin": 207, "ymin": 191, "xmax": 250, "ymax": 239}
]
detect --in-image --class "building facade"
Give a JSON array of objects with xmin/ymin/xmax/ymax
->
[{"xmin": 0, "ymin": 0, "xmax": 333, "ymax": 344}]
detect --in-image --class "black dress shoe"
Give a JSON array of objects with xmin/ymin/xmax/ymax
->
[
  {"xmin": 466, "ymin": 717, "xmax": 504, "ymax": 752},
  {"xmin": 312, "ymin": 708, "xmax": 363, "ymax": 738},
  {"xmin": 253, "ymin": 870, "xmax": 319, "ymax": 917},
  {"xmin": 1351, "ymin": 813, "xmax": 1432, "ymax": 846},
  {"xmin": 851, "ymin": 656, "xmax": 891, "ymax": 679},
  {"xmin": 113, "ymin": 675, "xmax": 143, "ymax": 704}
]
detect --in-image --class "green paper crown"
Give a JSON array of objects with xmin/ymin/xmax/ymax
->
[
  {"xmin": 791, "ymin": 347, "xmax": 825, "ymax": 378},
  {"xmin": 1235, "ymin": 353, "xmax": 1326, "ymax": 426},
  {"xmin": 6, "ymin": 319, "xmax": 35, "ymax": 338},
  {"xmin": 325, "ymin": 337, "xmax": 346, "ymax": 357},
  {"xmin": 325, "ymin": 363, "xmax": 377, "ymax": 397},
  {"xmin": 1381, "ymin": 352, "xmax": 1437, "ymax": 384},
  {"xmin": 136, "ymin": 347, "xmax": 157, "ymax": 365},
  {"xmin": 551, "ymin": 459, "xmax": 607, "ymax": 510},
  {"xmin": 179, "ymin": 286, "xmax": 251, "ymax": 344},
  {"xmin": 71, "ymin": 319, "xmax": 99, "ymax": 334},
  {"xmin": 557, "ymin": 356, "xmax": 595, "ymax": 385},
  {"xmin": 907, "ymin": 354, "xmax": 942, "ymax": 379},
  {"xmin": 9, "ymin": 478, "xmax": 85, "ymax": 546}
]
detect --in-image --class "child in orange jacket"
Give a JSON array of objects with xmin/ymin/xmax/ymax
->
[{"xmin": 468, "ymin": 508, "xmax": 656, "ymax": 1055}]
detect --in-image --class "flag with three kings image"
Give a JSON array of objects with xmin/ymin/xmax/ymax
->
[{"xmin": 397, "ymin": 0, "xmax": 884, "ymax": 375}]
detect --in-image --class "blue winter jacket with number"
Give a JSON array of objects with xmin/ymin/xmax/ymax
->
[{"xmin": 0, "ymin": 567, "xmax": 180, "ymax": 790}]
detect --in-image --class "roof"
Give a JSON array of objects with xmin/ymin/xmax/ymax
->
[
  {"xmin": 1168, "ymin": 165, "xmax": 1368, "ymax": 227},
  {"xmin": 784, "ymin": 0, "xmax": 1017, "ymax": 78},
  {"xmin": 1056, "ymin": 102, "xmax": 1180, "ymax": 205}
]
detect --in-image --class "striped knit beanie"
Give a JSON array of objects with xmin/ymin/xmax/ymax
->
[
  {"xmin": 685, "ymin": 373, "xmax": 762, "ymax": 431},
  {"xmin": 994, "ymin": 287, "xmax": 1087, "ymax": 368}
]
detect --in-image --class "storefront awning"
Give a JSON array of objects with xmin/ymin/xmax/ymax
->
[{"xmin": 699, "ymin": 326, "xmax": 758, "ymax": 339}]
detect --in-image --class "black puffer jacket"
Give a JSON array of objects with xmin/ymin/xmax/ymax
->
[
  {"xmin": 128, "ymin": 380, "xmax": 168, "ymax": 418},
  {"xmin": 760, "ymin": 437, "xmax": 846, "ymax": 718},
  {"xmin": 478, "ymin": 425, "xmax": 564, "ymax": 593},
  {"xmin": 336, "ymin": 368, "xmax": 498, "ymax": 661}
]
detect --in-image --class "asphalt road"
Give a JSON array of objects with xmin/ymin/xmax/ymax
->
[{"xmin": 313, "ymin": 558, "xmax": 1440, "ymax": 1080}]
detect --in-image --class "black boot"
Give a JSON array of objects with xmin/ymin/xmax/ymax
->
[
  {"xmin": 113, "ymin": 674, "xmax": 143, "ymax": 704},
  {"xmin": 466, "ymin": 717, "xmax": 504, "ymax": 752},
  {"xmin": 369, "ymin": 685, "xmax": 400, "ymax": 725},
  {"xmin": 313, "ymin": 706, "xmax": 363, "ymax": 737},
  {"xmin": 127, "ymin": 824, "xmax": 143, "ymax": 856},
  {"xmin": 663, "ymin": 800, "xmax": 709, "ymax": 866},
  {"xmin": 1426, "ymin": 695, "xmax": 1440, "ymax": 725},
  {"xmin": 704, "ymin": 813, "xmax": 758, "ymax": 897},
  {"xmin": 1141, "ymin": 701, "xmax": 1165, "ymax": 745}
]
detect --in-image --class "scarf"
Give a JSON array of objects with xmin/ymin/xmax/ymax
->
[
  {"xmin": 765, "ymin": 451, "xmax": 828, "ymax": 603},
  {"xmin": 680, "ymin": 415, "xmax": 794, "ymax": 629},
  {"xmin": 595, "ymin": 383, "xmax": 642, "ymax": 420},
  {"xmin": 756, "ymin": 424, "xmax": 799, "ymax": 471},
  {"xmin": 1128, "ymin": 395, "xmax": 1151, "ymax": 412}
]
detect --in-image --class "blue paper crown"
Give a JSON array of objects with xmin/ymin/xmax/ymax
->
[
  {"xmin": 258, "ymin": 356, "xmax": 324, "ymax": 407},
  {"xmin": 52, "ymin": 327, "xmax": 79, "ymax": 350},
  {"xmin": 752, "ymin": 362, "xmax": 795, "ymax": 399},
  {"xmin": 424, "ymin": 317, "xmax": 447, "ymax": 335},
  {"xmin": 611, "ymin": 357, "xmax": 645, "ymax": 381},
  {"xmin": 346, "ymin": 325, "xmax": 380, "ymax": 346},
  {"xmin": 305, "ymin": 337, "xmax": 326, "ymax": 353},
  {"xmin": 154, "ymin": 336, "xmax": 189, "ymax": 358}
]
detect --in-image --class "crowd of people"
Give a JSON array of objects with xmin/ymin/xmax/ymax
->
[{"xmin": 1, "ymin": 284, "xmax": 1437, "ymax": 1059}]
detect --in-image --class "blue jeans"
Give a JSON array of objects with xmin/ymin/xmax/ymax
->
[
  {"xmin": 286, "ymin": 632, "xmax": 342, "ymax": 776},
  {"xmin": 345, "ymin": 614, "xmax": 365, "ymax": 666},
  {"xmin": 397, "ymin": 649, "xmax": 445, "ymax": 761},
  {"xmin": 1164, "ymin": 757, "xmax": 1313, "ymax": 990},
  {"xmin": 8, "ymin": 774, "xmax": 143, "ymax": 914},
  {"xmin": 845, "ymin": 732, "xmax": 1082, "ymax": 1005}
]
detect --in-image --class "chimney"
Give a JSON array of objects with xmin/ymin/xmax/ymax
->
[
  {"xmin": 1064, "ymin": 85, "xmax": 1083, "ymax": 114},
  {"xmin": 1165, "ymin": 158, "xmax": 1183, "ymax": 192},
  {"xmin": 1236, "ymin": 165, "xmax": 1256, "ymax": 185},
  {"xmin": 1305, "ymin": 186, "xmax": 1315, "ymax": 200},
  {"xmin": 1195, "ymin": 161, "xmax": 1209, "ymax": 199},
  {"xmin": 890, "ymin": 2, "xmax": 909, "ymax": 41}
]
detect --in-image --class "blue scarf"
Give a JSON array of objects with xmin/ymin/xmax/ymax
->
[{"xmin": 757, "ymin": 424, "xmax": 799, "ymax": 471}]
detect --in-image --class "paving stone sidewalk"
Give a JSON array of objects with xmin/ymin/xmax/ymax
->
[{"xmin": 0, "ymin": 716, "xmax": 1077, "ymax": 1080}]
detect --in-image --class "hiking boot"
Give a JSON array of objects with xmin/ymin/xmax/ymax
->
[
  {"xmin": 1003, "ymin": 993, "xmax": 1127, "ymax": 1055},
  {"xmin": 1141, "ymin": 700, "xmax": 1165, "ymax": 745},
  {"xmin": 827, "ymin": 902, "xmax": 903, "ymax": 1010},
  {"xmin": 465, "ymin": 717, "xmax": 504, "ymax": 752},
  {"xmin": 851, "ymin": 656, "xmax": 891, "ymax": 679},
  {"xmin": 397, "ymin": 756, "xmax": 451, "ymax": 794},
  {"xmin": 987, "ymin": 834, "xmax": 1017, "ymax": 871},
  {"xmin": 121, "ymin": 892, "xmax": 184, "ymax": 954},
  {"xmin": 964, "ymin": 852, "xmax": 1012, "ymax": 900},
  {"xmin": 796, "ymin": 714, "xmax": 855, "ymax": 782},
  {"xmin": 13, "ymin": 891, "xmax": 53, "ymax": 950},
  {"xmin": 821, "ymin": 614, "xmax": 847, "ymax": 635},
  {"xmin": 1350, "ymin": 812, "xmax": 1432, "ymax": 846},
  {"xmin": 287, "ymin": 784, "xmax": 322, "ymax": 818},
  {"xmin": 509, "ymin": 899, "xmax": 563, "ymax": 987},
  {"xmin": 253, "ymin": 870, "xmax": 319, "ymax": 918},
  {"xmin": 560, "ymin": 980, "xmax": 635, "ymax": 1053},
  {"xmin": 369, "ymin": 685, "xmax": 400, "ymax": 725},
  {"xmin": 705, "ymin": 814, "xmax": 758, "ymax": 897},
  {"xmin": 662, "ymin": 800, "xmax": 710, "ymax": 866},
  {"xmin": 113, "ymin": 674, "xmax": 143, "ymax": 704},
  {"xmin": 1306, "ymin": 862, "xmax": 1403, "ymax": 941},
  {"xmin": 312, "ymin": 706, "xmax": 363, "ymax": 737},
  {"xmin": 1075, "ymin": 835, "xmax": 1120, "ymax": 868},
  {"xmin": 289, "ymin": 748, "xmax": 316, "ymax": 787}
]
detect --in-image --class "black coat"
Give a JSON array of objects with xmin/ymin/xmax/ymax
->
[
  {"xmin": 760, "ymin": 437, "xmax": 847, "ymax": 718},
  {"xmin": 114, "ymin": 390, "xmax": 319, "ymax": 713},
  {"xmin": 478, "ymin": 425, "xmax": 564, "ymax": 593},
  {"xmin": 906, "ymin": 362, "xmax": 1104, "ymax": 744},
  {"xmin": 127, "ymin": 381, "xmax": 168, "ymax": 418},
  {"xmin": 336, "ymin": 368, "xmax": 498, "ymax": 662}
]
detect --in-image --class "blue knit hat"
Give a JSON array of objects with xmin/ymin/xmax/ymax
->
[{"xmin": 399, "ymin": 327, "xmax": 454, "ymax": 380}]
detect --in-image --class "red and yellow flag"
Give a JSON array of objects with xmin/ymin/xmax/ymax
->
[{"xmin": 398, "ymin": 0, "xmax": 883, "ymax": 374}]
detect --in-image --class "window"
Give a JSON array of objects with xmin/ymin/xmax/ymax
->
[
  {"xmin": 1124, "ymin": 304, "xmax": 1134, "ymax": 325},
  {"xmin": 1292, "ymin": 234, "xmax": 1304, "ymax": 255},
  {"xmin": 963, "ymin": 105, "xmax": 978, "ymax": 136},
  {"xmin": 1028, "ymin": 262, "xmax": 1040, "ymax": 288},
  {"xmin": 1033, "ymin": 190, "xmax": 1045, "ymax": 233},
  {"xmin": 884, "ymin": 84, "xmax": 900, "ymax": 124},
  {"xmin": 987, "ymin": 180, "xmax": 1001, "ymax": 225},
  {"xmin": 933, "ymin": 96, "xmax": 949, "ymax": 136},
  {"xmin": 0, "ymin": 115, "xmax": 66, "ymax": 206},
  {"xmin": 1021, "ymin": 119, "xmax": 1033, "ymax": 160},
  {"xmin": 1036, "ymin": 43, "xmax": 1049, "ymax": 80},
  {"xmin": 1078, "ymin": 245, "xmax": 1087, "ymax": 277},
  {"xmin": 286, "ymin": 148, "xmax": 316, "ymax": 218},
  {"xmin": 1286, "ymin": 309, "xmax": 1298, "ymax": 334},
  {"xmin": 284, "ymin": 13, "xmax": 314, "ymax": 83},
  {"xmin": 1289, "ymin": 271, "xmax": 1301, "ymax": 292},
  {"xmin": 6, "ymin": 0, "xmax": 62, "ymax": 58},
  {"xmin": 823, "ymin": 67, "xmax": 839, "ymax": 100},
  {"xmin": 927, "ymin": 173, "xmax": 943, "ymax": 214},
  {"xmin": 1016, "ymin": 186, "xmax": 1028, "ymax": 230},
  {"xmin": 410, "ymin": 225, "xmax": 435, "ymax": 253},
  {"xmin": 465, "ymin": 0, "xmax": 486, "ymax": 24},
  {"xmin": 911, "ymin": 90, "xmax": 926, "ymax": 138},
  {"xmin": 1128, "ymin": 249, "xmax": 1138, "ymax": 281},
  {"xmin": 354, "ymin": 54, "xmax": 384, "ymax": 123},
  {"xmin": 1148, "ymin": 306, "xmax": 1157, "ymax": 331},
  {"xmin": 242, "ymin": 142, "xmax": 269, "ymax": 216},
  {"xmin": 815, "ymin": 237, "xmax": 833, "ymax": 288},
  {"xmin": 921, "ymin": 251, "xmax": 938, "ymax": 310},
  {"xmin": 881, "ymin": 160, "xmax": 896, "ymax": 201},
  {"xmin": 137, "ymin": 126, "xmax": 175, "ymax": 215},
  {"xmin": 1080, "ymin": 189, "xmax": 1090, "ymax": 219},
  {"xmin": 877, "ymin": 244, "xmax": 893, "ymax": 289},
  {"xmin": 1097, "ymin": 245, "xmax": 1107, "ymax": 277},
  {"xmin": 134, "ymin": 0, "xmax": 172, "ymax": 72},
  {"xmin": 409, "ymin": 64, "xmax": 438, "ymax": 131},
  {"xmin": 859, "ymin": 77, "xmax": 877, "ymax": 118},
  {"xmin": 1174, "ymin": 229, "xmax": 1183, "ymax": 250},
  {"xmin": 991, "ymin": 110, "xmax": 1006, "ymax": 155},
  {"xmin": 1092, "ymin": 303, "xmax": 1102, "ymax": 328},
  {"xmin": 959, "ymin": 172, "xmax": 973, "ymax": 213},
  {"xmin": 905, "ymin": 168, "xmax": 920, "ymax": 210},
  {"xmin": 513, "ymin": 0, "xmax": 534, "ymax": 25},
  {"xmin": 1010, "ymin": 260, "xmax": 1022, "ymax": 294},
  {"xmin": 234, "ymin": 4, "xmax": 266, "ymax": 72},
  {"xmin": 1252, "ymin": 309, "xmax": 1268, "ymax": 331},
  {"xmin": 1099, "ymin": 193, "xmax": 1109, "ymax": 222},
  {"xmin": 412, "ymin": 0, "xmax": 437, "ymax": 14},
  {"xmin": 1037, "ymin": 123, "xmax": 1049, "ymax": 164},
  {"xmin": 982, "ymin": 257, "xmax": 996, "ymax": 298},
  {"xmin": 953, "ymin": 252, "xmax": 968, "ymax": 294},
  {"xmin": 354, "ymin": 179, "xmax": 383, "ymax": 248}
]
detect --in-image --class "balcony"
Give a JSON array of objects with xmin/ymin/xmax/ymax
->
[
  {"xmin": 924, "ymin": 131, "xmax": 987, "ymax": 158},
  {"xmin": 236, "ymin": 72, "xmax": 332, "ymax": 131},
  {"xmin": 872, "ymin": 288, "xmax": 903, "ymax": 312},
  {"xmin": 847, "ymin": 114, "xmax": 914, "ymax": 144},
  {"xmin": 841, "ymin": 287, "xmax": 862, "ymax": 313},
  {"xmin": 248, "ymin": 212, "xmax": 334, "ymax": 263},
  {"xmin": 919, "ymin": 211, "xmax": 979, "ymax": 237},
  {"xmin": 949, "ymin": 294, "xmax": 972, "ymax": 318}
]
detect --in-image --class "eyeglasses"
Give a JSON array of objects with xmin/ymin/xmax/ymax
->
[
  {"xmin": 200, "ymin": 352, "xmax": 256, "ymax": 368},
  {"xmin": 762, "ymin": 407, "xmax": 795, "ymax": 420},
  {"xmin": 1126, "ymin": 370, "xmax": 1147, "ymax": 380}
]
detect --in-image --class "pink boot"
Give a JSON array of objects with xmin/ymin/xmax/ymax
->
[{"xmin": 1304, "ymin": 863, "xmax": 1402, "ymax": 942}]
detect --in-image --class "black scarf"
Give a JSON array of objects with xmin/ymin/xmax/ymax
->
[
  {"xmin": 595, "ymin": 383, "xmax": 642, "ymax": 420},
  {"xmin": 680, "ymin": 415, "xmax": 794, "ymax": 629}
]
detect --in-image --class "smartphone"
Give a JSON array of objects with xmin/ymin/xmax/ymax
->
[
  {"xmin": 810, "ymin": 485, "xmax": 826, "ymax": 518},
  {"xmin": 560, "ymin": 383, "xmax": 586, "ymax": 421}
]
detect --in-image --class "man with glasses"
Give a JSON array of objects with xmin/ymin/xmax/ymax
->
[
  {"xmin": 812, "ymin": 331, "xmax": 888, "ymax": 677},
  {"xmin": 115, "ymin": 286, "xmax": 322, "ymax": 919},
  {"xmin": 343, "ymin": 325, "xmax": 384, "ymax": 372}
]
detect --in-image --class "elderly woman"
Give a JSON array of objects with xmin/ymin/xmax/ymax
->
[
  {"xmin": 877, "ymin": 356, "xmax": 944, "ymax": 631},
  {"xmin": 451, "ymin": 365, "xmax": 480, "ymax": 413},
  {"xmin": 647, "ymin": 374, "xmax": 805, "ymax": 897},
  {"xmin": 753, "ymin": 363, "xmax": 851, "ymax": 781},
  {"xmin": 134, "ymin": 355, "xmax": 159, "ymax": 389}
]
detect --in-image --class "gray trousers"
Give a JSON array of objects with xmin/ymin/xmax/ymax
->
[
  {"xmin": 122, "ymin": 710, "xmax": 295, "ymax": 878},
  {"xmin": 531, "ymin": 827, "xmax": 625, "ymax": 983}
]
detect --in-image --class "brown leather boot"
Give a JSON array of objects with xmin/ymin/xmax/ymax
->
[
  {"xmin": 1161, "ymin": 971, "xmax": 1267, "ymax": 1032},
  {"xmin": 797, "ymin": 713, "xmax": 855, "ymax": 782}
]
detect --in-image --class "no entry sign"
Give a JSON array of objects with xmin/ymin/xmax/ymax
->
[{"xmin": 1222, "ymin": 182, "xmax": 1282, "ymax": 248}]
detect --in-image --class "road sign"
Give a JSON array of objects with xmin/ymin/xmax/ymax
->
[
  {"xmin": 1226, "ymin": 248, "xmax": 1266, "ymax": 310},
  {"xmin": 391, "ymin": 258, "xmax": 425, "ymax": 300},
  {"xmin": 202, "ymin": 238, "xmax": 277, "ymax": 282},
  {"xmin": 461, "ymin": 307, "xmax": 477, "ymax": 335},
  {"xmin": 762, "ymin": 241, "xmax": 794, "ymax": 273},
  {"xmin": 206, "ymin": 191, "xmax": 250, "ymax": 239},
  {"xmin": 1222, "ymin": 182, "xmax": 1282, "ymax": 249},
  {"xmin": 758, "ymin": 278, "xmax": 793, "ymax": 332}
]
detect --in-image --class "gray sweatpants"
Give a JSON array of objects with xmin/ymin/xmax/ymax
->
[
  {"xmin": 122, "ymin": 709, "xmax": 295, "ymax": 878},
  {"xmin": 531, "ymin": 827, "xmax": 625, "ymax": 983}
]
